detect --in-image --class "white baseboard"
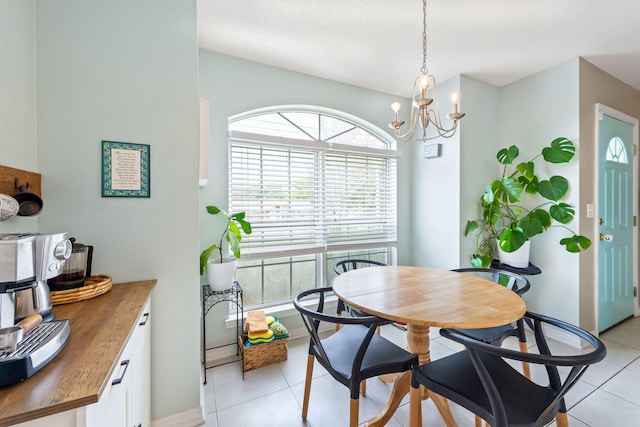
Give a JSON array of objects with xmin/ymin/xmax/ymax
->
[{"xmin": 151, "ymin": 406, "xmax": 204, "ymax": 427}]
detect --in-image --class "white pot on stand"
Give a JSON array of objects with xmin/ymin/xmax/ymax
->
[
  {"xmin": 497, "ymin": 240, "xmax": 531, "ymax": 268},
  {"xmin": 206, "ymin": 257, "xmax": 238, "ymax": 291}
]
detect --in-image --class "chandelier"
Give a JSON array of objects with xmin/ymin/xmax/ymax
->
[{"xmin": 389, "ymin": 0, "xmax": 465, "ymax": 143}]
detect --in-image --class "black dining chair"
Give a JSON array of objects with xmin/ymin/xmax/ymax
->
[
  {"xmin": 294, "ymin": 287, "xmax": 418, "ymax": 427},
  {"xmin": 451, "ymin": 267, "xmax": 532, "ymax": 378},
  {"xmin": 333, "ymin": 259, "xmax": 389, "ymax": 395},
  {"xmin": 408, "ymin": 311, "xmax": 607, "ymax": 427}
]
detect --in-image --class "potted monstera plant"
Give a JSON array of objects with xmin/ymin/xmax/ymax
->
[
  {"xmin": 199, "ymin": 205, "xmax": 252, "ymax": 290},
  {"xmin": 465, "ymin": 137, "xmax": 591, "ymax": 268}
]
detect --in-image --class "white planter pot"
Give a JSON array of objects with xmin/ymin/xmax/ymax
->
[
  {"xmin": 497, "ymin": 240, "xmax": 531, "ymax": 268},
  {"xmin": 206, "ymin": 258, "xmax": 238, "ymax": 291}
]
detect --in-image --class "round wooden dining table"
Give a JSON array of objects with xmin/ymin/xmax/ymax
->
[{"xmin": 332, "ymin": 265, "xmax": 527, "ymax": 427}]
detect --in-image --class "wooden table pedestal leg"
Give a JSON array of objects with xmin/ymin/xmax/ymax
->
[
  {"xmin": 407, "ymin": 324, "xmax": 458, "ymax": 427},
  {"xmin": 364, "ymin": 324, "xmax": 458, "ymax": 427}
]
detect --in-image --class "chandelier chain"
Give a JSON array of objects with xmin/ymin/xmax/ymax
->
[
  {"xmin": 421, "ymin": 0, "xmax": 427, "ymax": 74},
  {"xmin": 388, "ymin": 0, "xmax": 465, "ymax": 142}
]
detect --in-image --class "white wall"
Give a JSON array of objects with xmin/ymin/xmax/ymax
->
[
  {"xmin": 500, "ymin": 60, "xmax": 581, "ymax": 323},
  {"xmin": 34, "ymin": 0, "xmax": 201, "ymax": 422},
  {"xmin": 0, "ymin": 0, "xmax": 38, "ymax": 234}
]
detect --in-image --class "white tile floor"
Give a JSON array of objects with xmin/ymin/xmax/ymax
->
[{"xmin": 203, "ymin": 316, "xmax": 640, "ymax": 426}]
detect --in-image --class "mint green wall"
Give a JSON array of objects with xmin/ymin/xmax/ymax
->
[
  {"xmin": 0, "ymin": 0, "xmax": 38, "ymax": 234},
  {"xmin": 409, "ymin": 76, "xmax": 463, "ymax": 269},
  {"xmin": 409, "ymin": 75, "xmax": 501, "ymax": 271},
  {"xmin": 198, "ymin": 49, "xmax": 412, "ymax": 347},
  {"xmin": 500, "ymin": 60, "xmax": 581, "ymax": 323},
  {"xmin": 459, "ymin": 77, "xmax": 501, "ymax": 267},
  {"xmin": 1, "ymin": 0, "xmax": 201, "ymax": 422}
]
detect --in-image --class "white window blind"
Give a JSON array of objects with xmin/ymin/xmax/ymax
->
[{"xmin": 229, "ymin": 111, "xmax": 397, "ymax": 260}]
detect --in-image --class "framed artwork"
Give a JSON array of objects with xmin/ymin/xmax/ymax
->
[{"xmin": 101, "ymin": 141, "xmax": 150, "ymax": 197}]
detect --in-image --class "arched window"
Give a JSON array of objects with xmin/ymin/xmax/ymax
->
[
  {"xmin": 606, "ymin": 136, "xmax": 628, "ymax": 164},
  {"xmin": 228, "ymin": 106, "xmax": 398, "ymax": 307}
]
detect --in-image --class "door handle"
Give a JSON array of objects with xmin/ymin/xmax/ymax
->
[{"xmin": 600, "ymin": 233, "xmax": 613, "ymax": 242}]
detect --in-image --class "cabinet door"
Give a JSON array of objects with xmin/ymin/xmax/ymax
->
[
  {"xmin": 130, "ymin": 300, "xmax": 151, "ymax": 427},
  {"xmin": 81, "ymin": 352, "xmax": 131, "ymax": 427},
  {"xmin": 103, "ymin": 368, "xmax": 130, "ymax": 427}
]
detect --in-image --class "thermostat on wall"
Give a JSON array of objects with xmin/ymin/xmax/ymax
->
[{"xmin": 424, "ymin": 143, "xmax": 441, "ymax": 158}]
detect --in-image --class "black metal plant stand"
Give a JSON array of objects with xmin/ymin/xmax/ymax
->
[{"xmin": 201, "ymin": 281, "xmax": 243, "ymax": 384}]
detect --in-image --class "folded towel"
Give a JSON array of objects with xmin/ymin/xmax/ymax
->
[{"xmin": 245, "ymin": 310, "xmax": 269, "ymax": 334}]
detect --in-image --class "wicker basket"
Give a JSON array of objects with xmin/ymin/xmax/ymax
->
[
  {"xmin": 50, "ymin": 274, "xmax": 112, "ymax": 305},
  {"xmin": 239, "ymin": 335, "xmax": 288, "ymax": 372}
]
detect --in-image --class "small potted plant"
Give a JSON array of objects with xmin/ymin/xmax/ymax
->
[
  {"xmin": 465, "ymin": 137, "xmax": 591, "ymax": 268},
  {"xmin": 200, "ymin": 205, "xmax": 252, "ymax": 290}
]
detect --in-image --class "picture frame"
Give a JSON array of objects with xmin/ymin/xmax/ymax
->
[{"xmin": 101, "ymin": 141, "xmax": 150, "ymax": 198}]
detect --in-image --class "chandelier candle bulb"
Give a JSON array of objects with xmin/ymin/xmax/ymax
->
[{"xmin": 452, "ymin": 93, "xmax": 459, "ymax": 114}]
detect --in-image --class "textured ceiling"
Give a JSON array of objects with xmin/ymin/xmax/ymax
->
[{"xmin": 198, "ymin": 0, "xmax": 640, "ymax": 98}]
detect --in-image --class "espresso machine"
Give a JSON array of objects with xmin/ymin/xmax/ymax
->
[{"xmin": 0, "ymin": 232, "xmax": 72, "ymax": 386}]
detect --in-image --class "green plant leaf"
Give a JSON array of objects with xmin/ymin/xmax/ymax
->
[
  {"xmin": 516, "ymin": 161, "xmax": 535, "ymax": 181},
  {"xmin": 206, "ymin": 205, "xmax": 222, "ymax": 215},
  {"xmin": 550, "ymin": 202, "xmax": 575, "ymax": 224},
  {"xmin": 470, "ymin": 254, "xmax": 492, "ymax": 268},
  {"xmin": 227, "ymin": 230, "xmax": 241, "ymax": 258},
  {"xmin": 470, "ymin": 255, "xmax": 484, "ymax": 268},
  {"xmin": 560, "ymin": 235, "xmax": 592, "ymax": 252},
  {"xmin": 228, "ymin": 221, "xmax": 242, "ymax": 241},
  {"xmin": 465, "ymin": 220, "xmax": 478, "ymax": 236},
  {"xmin": 199, "ymin": 244, "xmax": 218, "ymax": 275},
  {"xmin": 231, "ymin": 211, "xmax": 246, "ymax": 220},
  {"xmin": 517, "ymin": 214, "xmax": 544, "ymax": 238},
  {"xmin": 496, "ymin": 145, "xmax": 519, "ymax": 164},
  {"xmin": 498, "ymin": 228, "xmax": 527, "ymax": 252},
  {"xmin": 482, "ymin": 199, "xmax": 502, "ymax": 226},
  {"xmin": 529, "ymin": 208, "xmax": 551, "ymax": 228},
  {"xmin": 542, "ymin": 137, "xmax": 575, "ymax": 163},
  {"xmin": 493, "ymin": 176, "xmax": 522, "ymax": 203},
  {"xmin": 482, "ymin": 185, "xmax": 495, "ymax": 204},
  {"xmin": 237, "ymin": 218, "xmax": 252, "ymax": 234},
  {"xmin": 518, "ymin": 174, "xmax": 539, "ymax": 194},
  {"xmin": 538, "ymin": 176, "xmax": 569, "ymax": 201}
]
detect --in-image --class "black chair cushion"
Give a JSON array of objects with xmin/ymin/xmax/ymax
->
[
  {"xmin": 315, "ymin": 324, "xmax": 416, "ymax": 382},
  {"xmin": 416, "ymin": 350, "xmax": 560, "ymax": 427}
]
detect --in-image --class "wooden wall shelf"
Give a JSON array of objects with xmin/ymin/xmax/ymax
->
[{"xmin": 0, "ymin": 165, "xmax": 42, "ymax": 197}]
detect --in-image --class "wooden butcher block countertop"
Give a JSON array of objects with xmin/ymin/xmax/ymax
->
[{"xmin": 0, "ymin": 279, "xmax": 156, "ymax": 426}]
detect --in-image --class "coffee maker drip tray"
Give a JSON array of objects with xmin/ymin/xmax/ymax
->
[{"xmin": 0, "ymin": 320, "xmax": 70, "ymax": 387}]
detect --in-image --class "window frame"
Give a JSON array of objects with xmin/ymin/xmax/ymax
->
[{"xmin": 227, "ymin": 106, "xmax": 398, "ymax": 309}]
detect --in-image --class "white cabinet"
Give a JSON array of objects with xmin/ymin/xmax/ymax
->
[
  {"xmin": 14, "ymin": 299, "xmax": 152, "ymax": 427},
  {"xmin": 84, "ymin": 299, "xmax": 151, "ymax": 427}
]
